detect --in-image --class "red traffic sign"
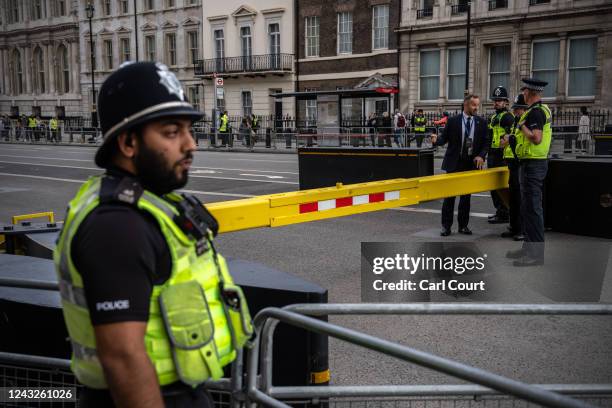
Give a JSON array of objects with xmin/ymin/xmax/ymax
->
[{"xmin": 215, "ymin": 78, "xmax": 224, "ymax": 87}]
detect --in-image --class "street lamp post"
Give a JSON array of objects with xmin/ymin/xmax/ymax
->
[{"xmin": 86, "ymin": 2, "xmax": 97, "ymax": 128}]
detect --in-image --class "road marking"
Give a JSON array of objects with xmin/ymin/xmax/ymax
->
[
  {"xmin": 0, "ymin": 154, "xmax": 91, "ymax": 162},
  {"xmin": 390, "ymin": 207, "xmax": 490, "ymax": 218},
  {"xmin": 0, "ymin": 172, "xmax": 256, "ymax": 198},
  {"xmin": 228, "ymin": 158, "xmax": 295, "ymax": 163},
  {"xmin": 191, "ymin": 169, "xmax": 218, "ymax": 174},
  {"xmin": 239, "ymin": 173, "xmax": 285, "ymax": 179},
  {"xmin": 0, "ymin": 160, "xmax": 97, "ymax": 171},
  {"xmin": 189, "ymin": 174, "xmax": 298, "ymax": 184},
  {"xmin": 0, "ymin": 187, "xmax": 30, "ymax": 193}
]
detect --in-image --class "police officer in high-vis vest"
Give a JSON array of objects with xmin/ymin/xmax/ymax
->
[
  {"xmin": 219, "ymin": 110, "xmax": 229, "ymax": 147},
  {"xmin": 506, "ymin": 78, "xmax": 552, "ymax": 267},
  {"xmin": 487, "ymin": 86, "xmax": 515, "ymax": 224},
  {"xmin": 499, "ymin": 94, "xmax": 528, "ymax": 241},
  {"xmin": 413, "ymin": 109, "xmax": 427, "ymax": 148},
  {"xmin": 54, "ymin": 62, "xmax": 253, "ymax": 407}
]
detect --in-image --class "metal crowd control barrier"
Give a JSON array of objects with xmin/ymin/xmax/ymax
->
[
  {"xmin": 207, "ymin": 167, "xmax": 509, "ymax": 233},
  {"xmin": 240, "ymin": 303, "xmax": 612, "ymax": 408}
]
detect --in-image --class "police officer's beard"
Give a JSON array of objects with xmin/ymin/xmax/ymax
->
[{"xmin": 133, "ymin": 143, "xmax": 192, "ymax": 196}]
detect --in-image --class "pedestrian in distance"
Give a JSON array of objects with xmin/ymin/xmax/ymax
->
[
  {"xmin": 393, "ymin": 109, "xmax": 406, "ymax": 148},
  {"xmin": 431, "ymin": 94, "xmax": 489, "ymax": 236},
  {"xmin": 506, "ymin": 78, "xmax": 553, "ymax": 267},
  {"xmin": 240, "ymin": 117, "xmax": 251, "ymax": 149},
  {"xmin": 499, "ymin": 94, "xmax": 528, "ymax": 241},
  {"xmin": 578, "ymin": 106, "xmax": 590, "ymax": 154},
  {"xmin": 53, "ymin": 61, "xmax": 253, "ymax": 408},
  {"xmin": 367, "ymin": 112, "xmax": 378, "ymax": 147},
  {"xmin": 380, "ymin": 111, "xmax": 392, "ymax": 147},
  {"xmin": 487, "ymin": 86, "xmax": 514, "ymax": 224},
  {"xmin": 413, "ymin": 109, "xmax": 427, "ymax": 148},
  {"xmin": 219, "ymin": 110, "xmax": 229, "ymax": 147}
]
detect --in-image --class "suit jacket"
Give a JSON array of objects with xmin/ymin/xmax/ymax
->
[{"xmin": 434, "ymin": 113, "xmax": 489, "ymax": 172}]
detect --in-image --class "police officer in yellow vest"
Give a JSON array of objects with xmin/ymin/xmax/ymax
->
[
  {"xmin": 487, "ymin": 86, "xmax": 515, "ymax": 224},
  {"xmin": 53, "ymin": 62, "xmax": 252, "ymax": 407},
  {"xmin": 49, "ymin": 116, "xmax": 59, "ymax": 143},
  {"xmin": 499, "ymin": 94, "xmax": 528, "ymax": 241},
  {"xmin": 413, "ymin": 109, "xmax": 427, "ymax": 148},
  {"xmin": 219, "ymin": 110, "xmax": 229, "ymax": 147},
  {"xmin": 506, "ymin": 78, "xmax": 552, "ymax": 267}
]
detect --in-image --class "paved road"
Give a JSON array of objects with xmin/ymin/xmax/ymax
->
[{"xmin": 0, "ymin": 143, "xmax": 611, "ymax": 390}]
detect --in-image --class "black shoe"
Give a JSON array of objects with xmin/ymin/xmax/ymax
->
[
  {"xmin": 487, "ymin": 214, "xmax": 496, "ymax": 220},
  {"xmin": 488, "ymin": 214, "xmax": 509, "ymax": 224},
  {"xmin": 513, "ymin": 256, "xmax": 544, "ymax": 267},
  {"xmin": 506, "ymin": 249, "xmax": 524, "ymax": 259},
  {"xmin": 513, "ymin": 234, "xmax": 525, "ymax": 241},
  {"xmin": 458, "ymin": 226, "xmax": 472, "ymax": 235},
  {"xmin": 501, "ymin": 230, "xmax": 517, "ymax": 238},
  {"xmin": 440, "ymin": 227, "xmax": 451, "ymax": 237}
]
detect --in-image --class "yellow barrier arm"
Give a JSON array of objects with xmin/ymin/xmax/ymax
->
[
  {"xmin": 208, "ymin": 168, "xmax": 509, "ymax": 233},
  {"xmin": 12, "ymin": 211, "xmax": 55, "ymax": 225}
]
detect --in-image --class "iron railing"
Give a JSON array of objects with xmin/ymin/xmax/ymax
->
[
  {"xmin": 416, "ymin": 8, "xmax": 433, "ymax": 19},
  {"xmin": 489, "ymin": 0, "xmax": 508, "ymax": 10},
  {"xmin": 194, "ymin": 53, "xmax": 293, "ymax": 76}
]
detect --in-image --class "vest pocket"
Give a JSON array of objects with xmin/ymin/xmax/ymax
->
[
  {"xmin": 221, "ymin": 283, "xmax": 254, "ymax": 349},
  {"xmin": 159, "ymin": 280, "xmax": 224, "ymax": 385}
]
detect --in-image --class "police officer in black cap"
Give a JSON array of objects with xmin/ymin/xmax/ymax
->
[
  {"xmin": 54, "ymin": 62, "xmax": 252, "ymax": 407},
  {"xmin": 506, "ymin": 78, "xmax": 552, "ymax": 266},
  {"xmin": 487, "ymin": 86, "xmax": 514, "ymax": 224}
]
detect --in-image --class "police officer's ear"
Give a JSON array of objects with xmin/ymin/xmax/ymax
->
[{"xmin": 116, "ymin": 131, "xmax": 138, "ymax": 159}]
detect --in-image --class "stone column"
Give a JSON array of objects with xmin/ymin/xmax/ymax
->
[
  {"xmin": 23, "ymin": 45, "xmax": 33, "ymax": 95},
  {"xmin": 70, "ymin": 39, "xmax": 80, "ymax": 95},
  {"xmin": 47, "ymin": 42, "xmax": 56, "ymax": 94},
  {"xmin": 599, "ymin": 29, "xmax": 612, "ymax": 109},
  {"xmin": 557, "ymin": 33, "xmax": 567, "ymax": 101},
  {"xmin": 0, "ymin": 48, "xmax": 9, "ymax": 96},
  {"xmin": 438, "ymin": 42, "xmax": 447, "ymax": 102}
]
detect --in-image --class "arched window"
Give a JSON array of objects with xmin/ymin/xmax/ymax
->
[
  {"xmin": 11, "ymin": 49, "xmax": 23, "ymax": 94},
  {"xmin": 33, "ymin": 47, "xmax": 46, "ymax": 94},
  {"xmin": 56, "ymin": 44, "xmax": 70, "ymax": 93}
]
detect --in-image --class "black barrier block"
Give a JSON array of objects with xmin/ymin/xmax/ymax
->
[
  {"xmin": 0, "ymin": 252, "xmax": 328, "ymax": 388},
  {"xmin": 545, "ymin": 157, "xmax": 612, "ymax": 238},
  {"xmin": 594, "ymin": 136, "xmax": 612, "ymax": 155},
  {"xmin": 298, "ymin": 147, "xmax": 435, "ymax": 190}
]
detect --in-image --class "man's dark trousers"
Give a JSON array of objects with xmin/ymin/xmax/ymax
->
[
  {"xmin": 488, "ymin": 148, "xmax": 509, "ymax": 217},
  {"xmin": 519, "ymin": 159, "xmax": 548, "ymax": 259},
  {"xmin": 441, "ymin": 158, "xmax": 475, "ymax": 230},
  {"xmin": 506, "ymin": 158, "xmax": 522, "ymax": 233}
]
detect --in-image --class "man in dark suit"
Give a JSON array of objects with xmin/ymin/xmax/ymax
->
[{"xmin": 431, "ymin": 94, "xmax": 489, "ymax": 236}]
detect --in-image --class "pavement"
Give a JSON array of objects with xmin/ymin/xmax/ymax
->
[{"xmin": 0, "ymin": 142, "xmax": 610, "ymax": 389}]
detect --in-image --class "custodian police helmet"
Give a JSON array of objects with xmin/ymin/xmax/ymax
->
[
  {"xmin": 95, "ymin": 61, "xmax": 203, "ymax": 168},
  {"xmin": 491, "ymin": 86, "xmax": 509, "ymax": 101}
]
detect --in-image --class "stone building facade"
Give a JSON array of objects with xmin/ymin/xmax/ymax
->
[
  {"xmin": 197, "ymin": 0, "xmax": 295, "ymax": 119},
  {"xmin": 0, "ymin": 0, "xmax": 81, "ymax": 117},
  {"xmin": 398, "ymin": 0, "xmax": 612, "ymax": 113},
  {"xmin": 79, "ymin": 0, "xmax": 203, "ymax": 120},
  {"xmin": 296, "ymin": 0, "xmax": 401, "ymax": 119}
]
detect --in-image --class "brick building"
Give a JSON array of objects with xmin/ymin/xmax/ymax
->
[{"xmin": 295, "ymin": 0, "xmax": 401, "ymax": 123}]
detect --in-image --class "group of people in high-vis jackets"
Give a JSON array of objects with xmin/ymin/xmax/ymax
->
[
  {"xmin": 489, "ymin": 78, "xmax": 552, "ymax": 266},
  {"xmin": 2, "ymin": 114, "xmax": 61, "ymax": 142}
]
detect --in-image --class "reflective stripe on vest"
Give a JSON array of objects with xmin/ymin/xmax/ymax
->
[
  {"xmin": 503, "ymin": 111, "xmax": 528, "ymax": 160},
  {"xmin": 515, "ymin": 104, "xmax": 552, "ymax": 160},
  {"xmin": 489, "ymin": 111, "xmax": 511, "ymax": 149},
  {"xmin": 414, "ymin": 116, "xmax": 426, "ymax": 132},
  {"xmin": 54, "ymin": 176, "xmax": 238, "ymax": 389}
]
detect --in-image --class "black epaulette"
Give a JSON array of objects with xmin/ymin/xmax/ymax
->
[{"xmin": 99, "ymin": 175, "xmax": 144, "ymax": 206}]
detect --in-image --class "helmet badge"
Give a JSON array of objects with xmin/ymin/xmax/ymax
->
[
  {"xmin": 494, "ymin": 87, "xmax": 502, "ymax": 96},
  {"xmin": 156, "ymin": 62, "xmax": 185, "ymax": 101}
]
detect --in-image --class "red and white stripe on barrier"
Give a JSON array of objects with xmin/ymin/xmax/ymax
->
[{"xmin": 299, "ymin": 191, "xmax": 400, "ymax": 214}]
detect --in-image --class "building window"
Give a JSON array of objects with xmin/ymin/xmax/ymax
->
[
  {"xmin": 447, "ymin": 47, "xmax": 466, "ymax": 100},
  {"xmin": 240, "ymin": 26, "xmax": 252, "ymax": 69},
  {"xmin": 568, "ymin": 37, "xmax": 597, "ymax": 97},
  {"xmin": 188, "ymin": 86, "xmax": 200, "ymax": 110},
  {"xmin": 165, "ymin": 33, "xmax": 176, "ymax": 66},
  {"xmin": 33, "ymin": 47, "xmax": 46, "ymax": 94},
  {"xmin": 145, "ymin": 35, "xmax": 156, "ymax": 61},
  {"xmin": 8, "ymin": 0, "xmax": 21, "ymax": 23},
  {"xmin": 305, "ymin": 16, "xmax": 319, "ymax": 57},
  {"xmin": 143, "ymin": 0, "xmax": 154, "ymax": 11},
  {"xmin": 337, "ymin": 12, "xmax": 352, "ymax": 55},
  {"xmin": 186, "ymin": 0, "xmax": 200, "ymax": 4},
  {"xmin": 242, "ymin": 91, "xmax": 253, "ymax": 117},
  {"xmin": 489, "ymin": 44, "xmax": 511, "ymax": 99},
  {"xmin": 187, "ymin": 31, "xmax": 199, "ymax": 65},
  {"xmin": 104, "ymin": 39, "xmax": 113, "ymax": 70},
  {"xmin": 372, "ymin": 5, "xmax": 389, "ymax": 50},
  {"xmin": 268, "ymin": 23, "xmax": 280, "ymax": 69},
  {"xmin": 120, "ymin": 38, "xmax": 130, "ymax": 62},
  {"xmin": 165, "ymin": 0, "xmax": 174, "ymax": 7},
  {"xmin": 54, "ymin": 0, "xmax": 66, "ymax": 16},
  {"xmin": 58, "ymin": 45, "xmax": 70, "ymax": 94},
  {"xmin": 31, "ymin": 0, "xmax": 47, "ymax": 20},
  {"xmin": 11, "ymin": 49, "xmax": 23, "ymax": 94},
  {"xmin": 214, "ymin": 29, "xmax": 224, "ymax": 72},
  {"xmin": 119, "ymin": 0, "xmax": 129, "ymax": 14},
  {"xmin": 419, "ymin": 50, "xmax": 440, "ymax": 101},
  {"xmin": 103, "ymin": 0, "xmax": 111, "ymax": 16},
  {"xmin": 532, "ymin": 40, "xmax": 559, "ymax": 98}
]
